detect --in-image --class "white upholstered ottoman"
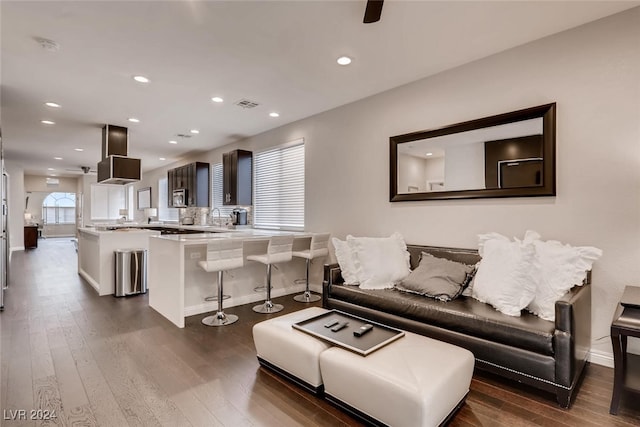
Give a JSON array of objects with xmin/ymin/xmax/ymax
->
[
  {"xmin": 252, "ymin": 307, "xmax": 331, "ymax": 393},
  {"xmin": 319, "ymin": 331, "xmax": 475, "ymax": 427}
]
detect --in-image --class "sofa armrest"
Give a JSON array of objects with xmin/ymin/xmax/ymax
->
[
  {"xmin": 554, "ymin": 282, "xmax": 591, "ymax": 387},
  {"xmin": 323, "ymin": 263, "xmax": 343, "ymax": 308},
  {"xmin": 323, "ymin": 263, "xmax": 344, "ymax": 286},
  {"xmin": 555, "ymin": 283, "xmax": 591, "ymax": 334}
]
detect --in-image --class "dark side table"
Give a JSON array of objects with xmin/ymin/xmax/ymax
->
[{"xmin": 609, "ymin": 302, "xmax": 640, "ymax": 414}]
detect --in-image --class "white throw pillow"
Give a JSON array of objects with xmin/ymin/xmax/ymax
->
[
  {"xmin": 332, "ymin": 237, "xmax": 360, "ymax": 285},
  {"xmin": 472, "ymin": 232, "xmax": 538, "ymax": 316},
  {"xmin": 347, "ymin": 232, "xmax": 411, "ymax": 290},
  {"xmin": 524, "ymin": 230, "xmax": 602, "ymax": 321}
]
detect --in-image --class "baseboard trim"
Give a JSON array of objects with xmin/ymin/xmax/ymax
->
[
  {"xmin": 10, "ymin": 246, "xmax": 25, "ymax": 253},
  {"xmin": 589, "ymin": 349, "xmax": 614, "ymax": 368}
]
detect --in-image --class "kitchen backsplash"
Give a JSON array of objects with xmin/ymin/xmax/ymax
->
[{"xmin": 179, "ymin": 206, "xmax": 253, "ymax": 226}]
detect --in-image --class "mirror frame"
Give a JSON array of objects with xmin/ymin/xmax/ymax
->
[{"xmin": 390, "ymin": 103, "xmax": 556, "ymax": 201}]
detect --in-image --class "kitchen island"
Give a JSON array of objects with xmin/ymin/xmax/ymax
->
[
  {"xmin": 148, "ymin": 230, "xmax": 315, "ymax": 328},
  {"xmin": 77, "ymin": 227, "xmax": 161, "ymax": 296}
]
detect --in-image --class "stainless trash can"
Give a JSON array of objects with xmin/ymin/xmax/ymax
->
[{"xmin": 114, "ymin": 248, "xmax": 147, "ymax": 297}]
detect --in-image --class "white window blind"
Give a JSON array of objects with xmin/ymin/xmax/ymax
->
[
  {"xmin": 253, "ymin": 139, "xmax": 304, "ymax": 230},
  {"xmin": 90, "ymin": 184, "xmax": 127, "ymax": 220},
  {"xmin": 211, "ymin": 163, "xmax": 235, "ymax": 220},
  {"xmin": 158, "ymin": 177, "xmax": 179, "ymax": 221}
]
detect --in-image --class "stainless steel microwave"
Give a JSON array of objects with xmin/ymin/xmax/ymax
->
[{"xmin": 172, "ymin": 189, "xmax": 187, "ymax": 207}]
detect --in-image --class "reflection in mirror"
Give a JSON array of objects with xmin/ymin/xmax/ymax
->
[
  {"xmin": 390, "ymin": 103, "xmax": 555, "ymax": 201},
  {"xmin": 397, "ymin": 118, "xmax": 543, "ymax": 193}
]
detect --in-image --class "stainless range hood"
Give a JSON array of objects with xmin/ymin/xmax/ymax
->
[{"xmin": 97, "ymin": 125, "xmax": 141, "ymax": 184}]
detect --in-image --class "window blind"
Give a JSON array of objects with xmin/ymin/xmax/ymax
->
[{"xmin": 253, "ymin": 140, "xmax": 304, "ymax": 230}]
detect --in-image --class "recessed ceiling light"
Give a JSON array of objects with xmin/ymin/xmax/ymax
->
[
  {"xmin": 47, "ymin": 168, "xmax": 55, "ymax": 171},
  {"xmin": 190, "ymin": 129, "xmax": 199, "ymax": 134},
  {"xmin": 159, "ymin": 157, "xmax": 166, "ymax": 161},
  {"xmin": 49, "ymin": 174, "xmax": 57, "ymax": 177},
  {"xmin": 54, "ymin": 157, "xmax": 63, "ymax": 160},
  {"xmin": 169, "ymin": 140, "xmax": 178, "ymax": 144},
  {"xmin": 269, "ymin": 112, "xmax": 280, "ymax": 118},
  {"xmin": 211, "ymin": 97, "xmax": 224, "ymax": 103},
  {"xmin": 337, "ymin": 56, "xmax": 352, "ymax": 66},
  {"xmin": 426, "ymin": 152, "xmax": 433, "ymax": 156},
  {"xmin": 41, "ymin": 120, "xmax": 55, "ymax": 125},
  {"xmin": 74, "ymin": 148, "xmax": 84, "ymax": 152},
  {"xmin": 128, "ymin": 117, "xmax": 140, "ymax": 123},
  {"xmin": 45, "ymin": 102, "xmax": 61, "ymax": 108},
  {"xmin": 133, "ymin": 75, "xmax": 149, "ymax": 83}
]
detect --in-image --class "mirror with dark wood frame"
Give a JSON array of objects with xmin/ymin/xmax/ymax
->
[{"xmin": 390, "ymin": 103, "xmax": 556, "ymax": 201}]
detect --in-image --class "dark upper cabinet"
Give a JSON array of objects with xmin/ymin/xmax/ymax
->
[
  {"xmin": 222, "ymin": 149, "xmax": 252, "ymax": 205},
  {"xmin": 167, "ymin": 162, "xmax": 210, "ymax": 207}
]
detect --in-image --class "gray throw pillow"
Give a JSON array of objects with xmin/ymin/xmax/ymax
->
[{"xmin": 396, "ymin": 252, "xmax": 474, "ymax": 301}]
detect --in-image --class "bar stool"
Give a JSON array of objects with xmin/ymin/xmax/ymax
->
[
  {"xmin": 248, "ymin": 235, "xmax": 294, "ymax": 314},
  {"xmin": 292, "ymin": 233, "xmax": 330, "ymax": 303},
  {"xmin": 198, "ymin": 239, "xmax": 244, "ymax": 326}
]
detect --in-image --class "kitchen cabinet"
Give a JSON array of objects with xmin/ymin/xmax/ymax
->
[
  {"xmin": 223, "ymin": 149, "xmax": 252, "ymax": 205},
  {"xmin": 24, "ymin": 225, "xmax": 38, "ymax": 249},
  {"xmin": 167, "ymin": 162, "xmax": 210, "ymax": 207}
]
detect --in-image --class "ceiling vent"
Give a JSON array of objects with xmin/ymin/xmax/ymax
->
[
  {"xmin": 176, "ymin": 133, "xmax": 192, "ymax": 138},
  {"xmin": 235, "ymin": 99, "xmax": 260, "ymax": 109},
  {"xmin": 97, "ymin": 125, "xmax": 141, "ymax": 185}
]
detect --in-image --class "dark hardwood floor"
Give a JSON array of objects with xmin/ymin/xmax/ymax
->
[{"xmin": 1, "ymin": 238, "xmax": 639, "ymax": 426}]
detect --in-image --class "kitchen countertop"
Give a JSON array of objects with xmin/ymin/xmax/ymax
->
[
  {"xmin": 77, "ymin": 227, "xmax": 160, "ymax": 237},
  {"xmin": 152, "ymin": 228, "xmax": 308, "ymax": 244},
  {"xmin": 85, "ymin": 222, "xmax": 251, "ymax": 233}
]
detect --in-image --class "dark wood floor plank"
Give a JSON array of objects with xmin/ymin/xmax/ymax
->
[
  {"xmin": 115, "ymin": 331, "xmax": 219, "ymax": 426},
  {"xmin": 3, "ymin": 238, "xmax": 640, "ymax": 427},
  {"xmin": 83, "ymin": 337, "xmax": 163, "ymax": 427},
  {"xmin": 68, "ymin": 344, "xmax": 130, "ymax": 427},
  {"xmin": 33, "ymin": 375, "xmax": 67, "ymax": 426}
]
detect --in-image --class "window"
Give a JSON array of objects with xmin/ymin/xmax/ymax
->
[
  {"xmin": 253, "ymin": 139, "xmax": 304, "ymax": 230},
  {"xmin": 211, "ymin": 163, "xmax": 236, "ymax": 221},
  {"xmin": 42, "ymin": 192, "xmax": 76, "ymax": 225},
  {"xmin": 90, "ymin": 184, "xmax": 131, "ymax": 220},
  {"xmin": 158, "ymin": 177, "xmax": 179, "ymax": 221}
]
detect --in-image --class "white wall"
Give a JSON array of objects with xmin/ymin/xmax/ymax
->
[
  {"xmin": 137, "ymin": 8, "xmax": 640, "ymax": 362},
  {"xmin": 24, "ymin": 175, "xmax": 78, "ymax": 193},
  {"xmin": 444, "ymin": 143, "xmax": 485, "ymax": 191},
  {"xmin": 398, "ymin": 154, "xmax": 428, "ymax": 192}
]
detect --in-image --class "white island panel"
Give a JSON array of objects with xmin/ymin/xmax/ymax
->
[
  {"xmin": 148, "ymin": 231, "xmax": 321, "ymax": 328},
  {"xmin": 77, "ymin": 228, "xmax": 160, "ymax": 296}
]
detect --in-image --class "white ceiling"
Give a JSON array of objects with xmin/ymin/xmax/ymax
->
[{"xmin": 1, "ymin": 1, "xmax": 637, "ymax": 178}]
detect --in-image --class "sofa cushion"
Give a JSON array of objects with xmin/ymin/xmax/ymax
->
[
  {"xmin": 524, "ymin": 230, "xmax": 602, "ymax": 321},
  {"xmin": 396, "ymin": 252, "xmax": 474, "ymax": 301},
  {"xmin": 332, "ymin": 237, "xmax": 360, "ymax": 284},
  {"xmin": 472, "ymin": 232, "xmax": 538, "ymax": 316},
  {"xmin": 329, "ymin": 283, "xmax": 555, "ymax": 356},
  {"xmin": 347, "ymin": 233, "xmax": 411, "ymax": 290}
]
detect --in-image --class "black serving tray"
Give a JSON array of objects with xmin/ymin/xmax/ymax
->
[{"xmin": 292, "ymin": 310, "xmax": 404, "ymax": 356}]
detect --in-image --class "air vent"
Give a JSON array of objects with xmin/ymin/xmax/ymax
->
[
  {"xmin": 176, "ymin": 134, "xmax": 192, "ymax": 138},
  {"xmin": 235, "ymin": 99, "xmax": 260, "ymax": 109}
]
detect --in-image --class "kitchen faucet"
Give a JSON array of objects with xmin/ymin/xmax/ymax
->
[{"xmin": 211, "ymin": 207, "xmax": 221, "ymax": 227}]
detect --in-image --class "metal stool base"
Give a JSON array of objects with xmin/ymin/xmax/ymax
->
[
  {"xmin": 202, "ymin": 312, "xmax": 238, "ymax": 327},
  {"xmin": 253, "ymin": 301, "xmax": 284, "ymax": 314},
  {"xmin": 204, "ymin": 294, "xmax": 230, "ymax": 302},
  {"xmin": 293, "ymin": 291, "xmax": 321, "ymax": 303}
]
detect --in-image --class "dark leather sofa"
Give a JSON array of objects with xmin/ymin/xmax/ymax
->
[{"xmin": 322, "ymin": 245, "xmax": 591, "ymax": 408}]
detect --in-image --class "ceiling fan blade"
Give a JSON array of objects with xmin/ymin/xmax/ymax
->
[{"xmin": 363, "ymin": 0, "xmax": 384, "ymax": 24}]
